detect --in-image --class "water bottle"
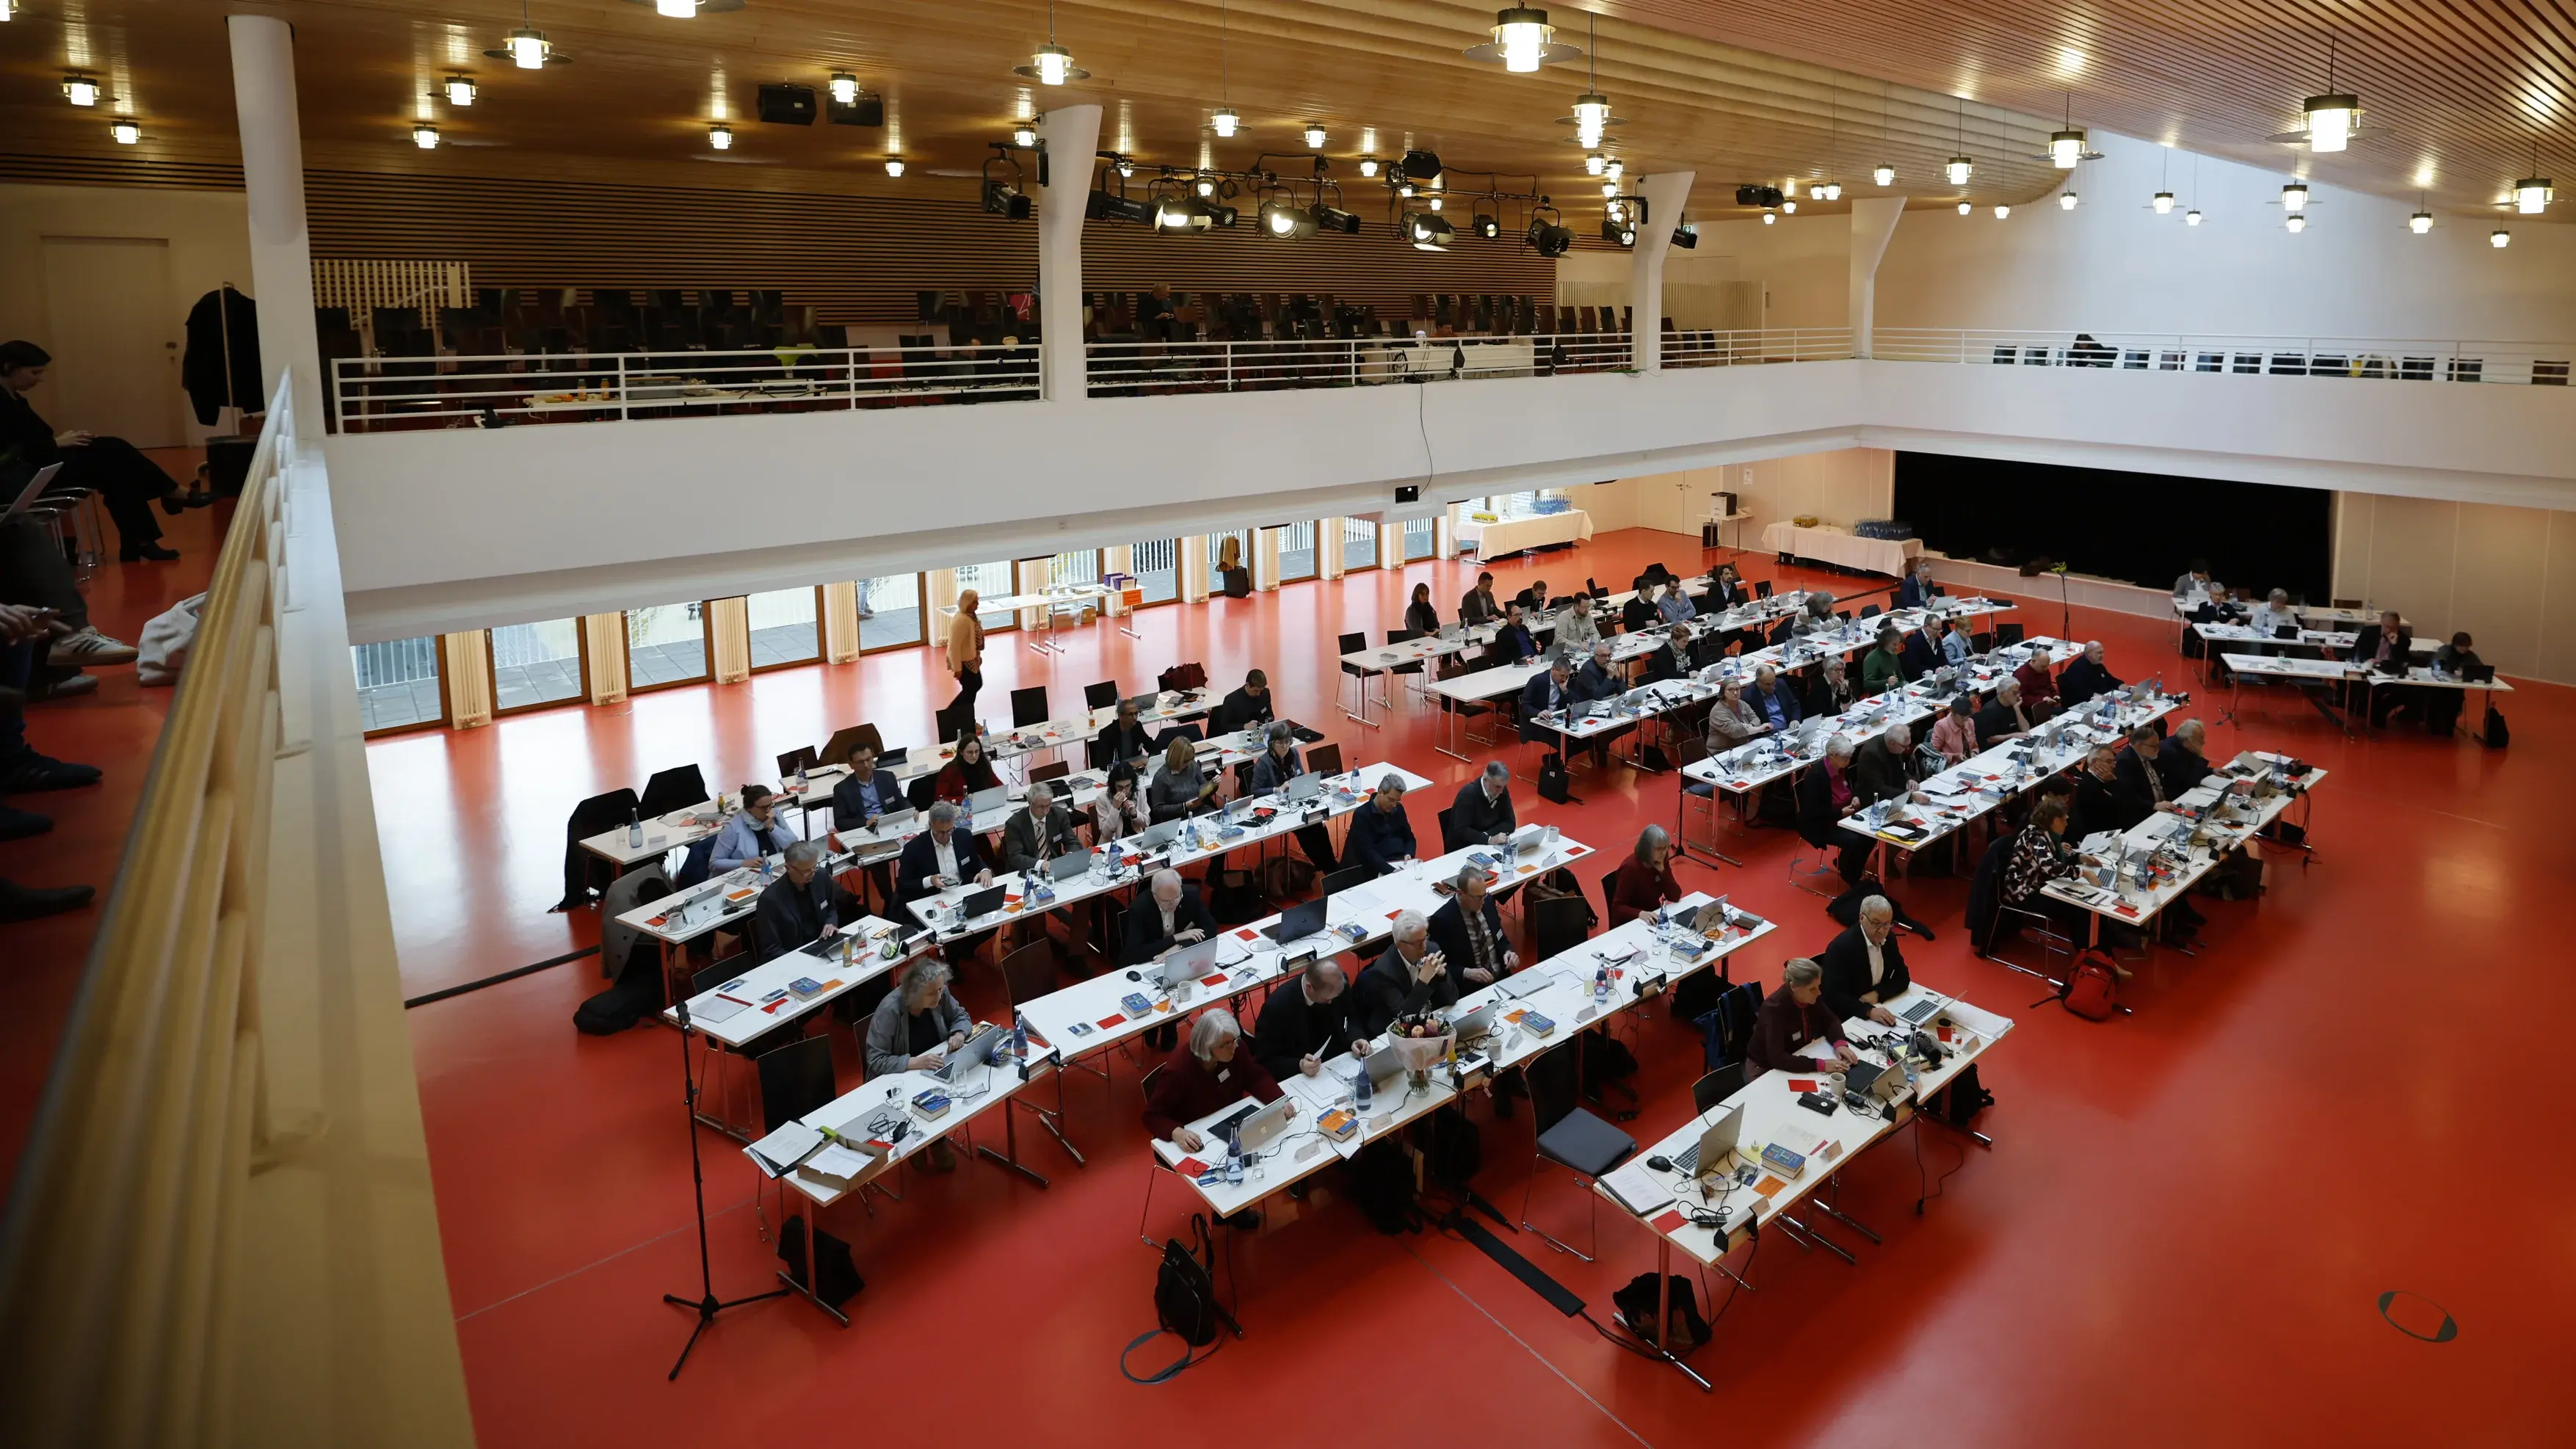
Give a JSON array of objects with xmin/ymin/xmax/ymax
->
[
  {"xmin": 1354, "ymin": 1061, "xmax": 1375, "ymax": 1113},
  {"xmin": 1593, "ymin": 964, "xmax": 1611, "ymax": 1004},
  {"xmin": 795, "ymin": 762, "xmax": 809, "ymax": 793},
  {"xmin": 627, "ymin": 810, "xmax": 643, "ymax": 851},
  {"xmin": 1011, "ymin": 1010, "xmax": 1029, "ymax": 1064},
  {"xmin": 1224, "ymin": 1126, "xmax": 1245, "ymax": 1185}
]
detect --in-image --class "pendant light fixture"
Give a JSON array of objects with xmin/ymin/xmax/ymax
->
[
  {"xmin": 2152, "ymin": 145, "xmax": 2172, "ymax": 211},
  {"xmin": 1762, "ymin": 209, "xmax": 1777, "ymax": 225},
  {"xmin": 2059, "ymin": 187, "xmax": 2078, "ymax": 210},
  {"xmin": 1358, "ymin": 157, "xmax": 1379, "ymax": 178},
  {"xmin": 2490, "ymin": 227, "xmax": 2511, "ymax": 248},
  {"xmin": 2299, "ymin": 36, "xmax": 2359, "ymax": 153},
  {"xmin": 445, "ymin": 73, "xmax": 479, "ymax": 106},
  {"xmin": 2280, "ymin": 180, "xmax": 2310, "ymax": 213},
  {"xmin": 2185, "ymin": 208, "xmax": 2203, "ymax": 225},
  {"xmin": 1815, "ymin": 96, "xmax": 1841, "ymax": 205},
  {"xmin": 62, "ymin": 73, "xmax": 102, "ymax": 107},
  {"xmin": 829, "ymin": 72, "xmax": 859, "ymax": 106},
  {"xmin": 1994, "ymin": 205, "xmax": 2010, "ymax": 219},
  {"xmin": 413, "ymin": 121, "xmax": 441, "ymax": 149},
  {"xmin": 708, "ymin": 122, "xmax": 732, "ymax": 150},
  {"xmin": 1013, "ymin": 121, "xmax": 1039, "ymax": 148},
  {"xmin": 1604, "ymin": 157, "xmax": 1623, "ymax": 182},
  {"xmin": 1014, "ymin": 1, "xmax": 1089, "ymax": 86},
  {"xmin": 1561, "ymin": 16, "xmax": 1618, "ymax": 150},
  {"xmin": 2153, "ymin": 192, "xmax": 2174, "ymax": 213},
  {"xmin": 1599, "ymin": 180, "xmax": 1617, "ymax": 198},
  {"xmin": 1945, "ymin": 97, "xmax": 1972, "ymax": 187},
  {"xmin": 2285, "ymin": 213, "xmax": 2307, "ymax": 233},
  {"xmin": 1820, "ymin": 181, "xmax": 1843, "ymax": 201},
  {"xmin": 656, "ymin": 0, "xmax": 697, "ymax": 15},
  {"xmin": 885, "ymin": 156, "xmax": 906, "ymax": 177},
  {"xmin": 2045, "ymin": 92, "xmax": 2096, "ymax": 169},
  {"xmin": 486, "ymin": 3, "xmax": 569, "ymax": 69},
  {"xmin": 1303, "ymin": 122, "xmax": 1327, "ymax": 149},
  {"xmin": 1466, "ymin": 7, "xmax": 1577, "ymax": 73},
  {"xmin": 2184, "ymin": 154, "xmax": 2203, "ymax": 225},
  {"xmin": 1873, "ymin": 84, "xmax": 1895, "ymax": 187},
  {"xmin": 1955, "ymin": 200, "xmax": 1971, "ymax": 215},
  {"xmin": 2409, "ymin": 209, "xmax": 2432, "ymax": 234},
  {"xmin": 1209, "ymin": 1, "xmax": 1240, "ymax": 137},
  {"xmin": 111, "ymin": 118, "xmax": 142, "ymax": 145},
  {"xmin": 2511, "ymin": 138, "xmax": 2553, "ymax": 214},
  {"xmin": 1583, "ymin": 152, "xmax": 1606, "ymax": 176},
  {"xmin": 1781, "ymin": 199, "xmax": 1797, "ymax": 214}
]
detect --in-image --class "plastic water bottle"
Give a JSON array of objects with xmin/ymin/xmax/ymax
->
[
  {"xmin": 1593, "ymin": 964, "xmax": 1611, "ymax": 1004},
  {"xmin": 1224, "ymin": 1126, "xmax": 1245, "ymax": 1184},
  {"xmin": 627, "ymin": 810, "xmax": 643, "ymax": 851},
  {"xmin": 1012, "ymin": 1010, "xmax": 1029, "ymax": 1064},
  {"xmin": 1354, "ymin": 1061, "xmax": 1375, "ymax": 1113}
]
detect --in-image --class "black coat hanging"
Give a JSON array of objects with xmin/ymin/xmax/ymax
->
[{"xmin": 182, "ymin": 285, "xmax": 262, "ymax": 425}]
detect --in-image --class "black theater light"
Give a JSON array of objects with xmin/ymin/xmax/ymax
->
[
  {"xmin": 1404, "ymin": 211, "xmax": 1456, "ymax": 251},
  {"xmin": 1471, "ymin": 211, "xmax": 1501, "ymax": 239},
  {"xmin": 1525, "ymin": 217, "xmax": 1572, "ymax": 256}
]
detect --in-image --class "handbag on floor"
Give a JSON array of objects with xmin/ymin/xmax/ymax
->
[{"xmin": 1613, "ymin": 1273, "xmax": 1711, "ymax": 1354}]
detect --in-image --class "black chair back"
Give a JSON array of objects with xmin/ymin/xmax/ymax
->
[
  {"xmin": 1860, "ymin": 603, "xmax": 1881, "ymax": 618},
  {"xmin": 1691, "ymin": 1062, "xmax": 1750, "ymax": 1114},
  {"xmin": 1531, "ymin": 894, "xmax": 1592, "ymax": 958},
  {"xmin": 1027, "ymin": 760, "xmax": 1070, "ymax": 783},
  {"xmin": 1084, "ymin": 680, "xmax": 1121, "ymax": 711},
  {"xmin": 757, "ymin": 1036, "xmax": 838, "ymax": 1133},
  {"xmin": 559, "ymin": 788, "xmax": 642, "ymax": 909},
  {"xmin": 1011, "ymin": 685, "xmax": 1051, "ymax": 728},
  {"xmin": 1319, "ymin": 864, "xmax": 1371, "ymax": 898},
  {"xmin": 1755, "ymin": 580, "xmax": 1774, "ymax": 598},
  {"xmin": 1305, "ymin": 742, "xmax": 1343, "ymax": 777},
  {"xmin": 639, "ymin": 766, "xmax": 710, "ymax": 817},
  {"xmin": 906, "ymin": 775, "xmax": 939, "ymax": 813},
  {"xmin": 776, "ymin": 747, "xmax": 819, "ymax": 779},
  {"xmin": 935, "ymin": 702, "xmax": 978, "ymax": 743},
  {"xmin": 1437, "ymin": 805, "xmax": 1462, "ymax": 851}
]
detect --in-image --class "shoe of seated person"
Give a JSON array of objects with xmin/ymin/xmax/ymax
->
[
  {"xmin": 120, "ymin": 543, "xmax": 180, "ymax": 562},
  {"xmin": 0, "ymin": 877, "xmax": 95, "ymax": 922},
  {"xmin": 52, "ymin": 627, "xmax": 139, "ymax": 666},
  {"xmin": 0, "ymin": 805, "xmax": 51, "ymax": 840},
  {"xmin": 0, "ymin": 751, "xmax": 103, "ymax": 794},
  {"xmin": 30, "ymin": 672, "xmax": 98, "ymax": 700}
]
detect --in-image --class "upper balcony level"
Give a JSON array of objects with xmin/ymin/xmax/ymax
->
[{"xmin": 319, "ymin": 324, "xmax": 2576, "ymax": 642}]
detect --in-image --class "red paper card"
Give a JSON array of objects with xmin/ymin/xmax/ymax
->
[
  {"xmin": 1095, "ymin": 1015, "xmax": 1125, "ymax": 1030},
  {"xmin": 1788, "ymin": 1078, "xmax": 1819, "ymax": 1093},
  {"xmin": 1174, "ymin": 1157, "xmax": 1209, "ymax": 1177},
  {"xmin": 1235, "ymin": 928, "xmax": 1259, "ymax": 940},
  {"xmin": 1651, "ymin": 1210, "xmax": 1689, "ymax": 1234},
  {"xmin": 1199, "ymin": 973, "xmax": 1228, "ymax": 987}
]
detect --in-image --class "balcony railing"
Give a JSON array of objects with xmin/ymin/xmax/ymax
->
[
  {"xmin": 330, "ymin": 341, "xmax": 1041, "ymax": 432},
  {"xmin": 1085, "ymin": 327, "xmax": 1851, "ymax": 396},
  {"xmin": 1874, "ymin": 328, "xmax": 2575, "ymax": 387}
]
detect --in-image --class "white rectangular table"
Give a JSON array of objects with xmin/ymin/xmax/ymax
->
[
  {"xmin": 2042, "ymin": 750, "xmax": 2326, "ymax": 953},
  {"xmin": 1459, "ymin": 509, "xmax": 1594, "ymax": 559},
  {"xmin": 935, "ymin": 584, "xmax": 1113, "ymax": 655},
  {"xmin": 1761, "ymin": 522, "xmax": 1921, "ymax": 577}
]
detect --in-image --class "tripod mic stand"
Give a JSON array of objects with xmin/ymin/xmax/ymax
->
[
  {"xmin": 2053, "ymin": 566, "xmax": 2072, "ymax": 641},
  {"xmin": 662, "ymin": 1000, "xmax": 788, "ymax": 1380}
]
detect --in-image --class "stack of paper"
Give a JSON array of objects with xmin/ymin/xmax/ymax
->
[{"xmin": 745, "ymin": 1122, "xmax": 824, "ymax": 1178}]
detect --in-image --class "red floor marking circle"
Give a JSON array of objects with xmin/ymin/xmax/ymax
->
[{"xmin": 2376, "ymin": 1290, "xmax": 2458, "ymax": 1343}]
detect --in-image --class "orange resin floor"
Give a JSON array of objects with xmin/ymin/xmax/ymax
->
[{"xmin": 376, "ymin": 530, "xmax": 2573, "ymax": 1445}]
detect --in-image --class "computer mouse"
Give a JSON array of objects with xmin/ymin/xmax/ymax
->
[
  {"xmin": 1646, "ymin": 1155, "xmax": 1673, "ymax": 1173},
  {"xmin": 1125, "ymin": 970, "xmax": 1141, "ymax": 981}
]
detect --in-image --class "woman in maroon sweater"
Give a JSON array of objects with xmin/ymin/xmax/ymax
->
[
  {"xmin": 1606, "ymin": 824, "xmax": 1683, "ymax": 928},
  {"xmin": 1142, "ymin": 1009, "xmax": 1282, "ymax": 1151}
]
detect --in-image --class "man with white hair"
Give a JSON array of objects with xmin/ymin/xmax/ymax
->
[
  {"xmin": 1570, "ymin": 639, "xmax": 1622, "ymax": 706},
  {"xmin": 752, "ymin": 838, "xmax": 865, "ymax": 963},
  {"xmin": 1000, "ymin": 780, "xmax": 1081, "ymax": 874},
  {"xmin": 1804, "ymin": 653, "xmax": 1857, "ymax": 716},
  {"xmin": 2158, "ymin": 718, "xmax": 2216, "ymax": 795},
  {"xmin": 1354, "ymin": 909, "xmax": 1456, "ymax": 1039},
  {"xmin": 1121, "ymin": 868, "xmax": 1217, "ymax": 966},
  {"xmin": 2058, "ymin": 639, "xmax": 2125, "ymax": 707},
  {"xmin": 1344, "ymin": 774, "xmax": 1417, "ymax": 876},
  {"xmin": 1142, "ymin": 1009, "xmax": 1282, "ymax": 1230},
  {"xmin": 1852, "ymin": 721, "xmax": 1930, "ymax": 806},
  {"xmin": 866, "ymin": 959, "xmax": 974, "ymax": 1171},
  {"xmin": 1974, "ymin": 679, "xmax": 2035, "ymax": 744},
  {"xmin": 1748, "ymin": 958, "xmax": 1858, "ymax": 1078},
  {"xmin": 1445, "ymin": 760, "xmax": 1516, "ymax": 851},
  {"xmin": 1818, "ymin": 895, "xmax": 1913, "ymax": 1026},
  {"xmin": 1429, "ymin": 863, "xmax": 1517, "ymax": 987},
  {"xmin": 2246, "ymin": 587, "xmax": 2296, "ymax": 640},
  {"xmin": 1250, "ymin": 956, "xmax": 1354, "ymax": 1082}
]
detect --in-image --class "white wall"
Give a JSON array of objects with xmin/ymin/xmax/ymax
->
[
  {"xmin": 2334, "ymin": 493, "xmax": 2576, "ymax": 683},
  {"xmin": 0, "ymin": 184, "xmax": 255, "ymax": 446}
]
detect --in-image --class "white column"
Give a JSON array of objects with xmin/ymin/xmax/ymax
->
[
  {"xmin": 1630, "ymin": 171, "xmax": 1695, "ymax": 372},
  {"xmin": 227, "ymin": 15, "xmax": 324, "ymax": 439},
  {"xmin": 1846, "ymin": 197, "xmax": 1906, "ymax": 358},
  {"xmin": 1036, "ymin": 104, "xmax": 1103, "ymax": 402}
]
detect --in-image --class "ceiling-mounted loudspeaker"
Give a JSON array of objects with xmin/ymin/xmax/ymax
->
[
  {"xmin": 1735, "ymin": 184, "xmax": 1785, "ymax": 208},
  {"xmin": 757, "ymin": 83, "xmax": 817, "ymax": 125},
  {"xmin": 829, "ymin": 95, "xmax": 886, "ymax": 127},
  {"xmin": 1399, "ymin": 148, "xmax": 1443, "ymax": 181}
]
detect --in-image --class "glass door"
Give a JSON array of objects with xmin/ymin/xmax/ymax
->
[
  {"xmin": 351, "ymin": 636, "xmax": 446, "ymax": 733},
  {"xmin": 487, "ymin": 618, "xmax": 585, "ymax": 713},
  {"xmin": 746, "ymin": 587, "xmax": 822, "ymax": 669}
]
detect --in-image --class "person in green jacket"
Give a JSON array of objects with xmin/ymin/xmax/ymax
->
[{"xmin": 1860, "ymin": 626, "xmax": 1909, "ymax": 695}]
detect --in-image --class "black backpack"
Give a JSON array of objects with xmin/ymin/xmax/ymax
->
[
  {"xmin": 1536, "ymin": 753, "xmax": 1573, "ymax": 804},
  {"xmin": 2483, "ymin": 708, "xmax": 2509, "ymax": 750},
  {"xmin": 1429, "ymin": 1112, "xmax": 1481, "ymax": 1186},
  {"xmin": 1352, "ymin": 1138, "xmax": 1418, "ymax": 1234},
  {"xmin": 1612, "ymin": 1272, "xmax": 1711, "ymax": 1354},
  {"xmin": 1124, "ymin": 1214, "xmax": 1227, "ymax": 1383},
  {"xmin": 775, "ymin": 1215, "xmax": 864, "ymax": 1308}
]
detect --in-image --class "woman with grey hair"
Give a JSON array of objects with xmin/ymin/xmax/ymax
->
[
  {"xmin": 1252, "ymin": 719, "xmax": 1340, "ymax": 872},
  {"xmin": 1703, "ymin": 676, "xmax": 1768, "ymax": 755},
  {"xmin": 1142, "ymin": 1008, "xmax": 1284, "ymax": 1228},
  {"xmin": 866, "ymin": 958, "xmax": 973, "ymax": 1169},
  {"xmin": 1607, "ymin": 823, "xmax": 1683, "ymax": 927},
  {"xmin": 1749, "ymin": 957, "xmax": 1859, "ymax": 1077},
  {"xmin": 1796, "ymin": 734, "xmax": 1872, "ymax": 885}
]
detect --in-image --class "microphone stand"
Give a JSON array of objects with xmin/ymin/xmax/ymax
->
[
  {"xmin": 662, "ymin": 999, "xmax": 788, "ymax": 1379},
  {"xmin": 2053, "ymin": 566, "xmax": 2072, "ymax": 641}
]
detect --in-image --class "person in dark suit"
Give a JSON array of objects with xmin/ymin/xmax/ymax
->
[
  {"xmin": 1620, "ymin": 581, "xmax": 1658, "ymax": 633},
  {"xmin": 2070, "ymin": 744, "xmax": 2143, "ymax": 837},
  {"xmin": 1094, "ymin": 695, "xmax": 1156, "ymax": 772},
  {"xmin": 1897, "ymin": 558, "xmax": 1940, "ymax": 610},
  {"xmin": 1, "ymin": 341, "xmax": 189, "ymax": 561},
  {"xmin": 1403, "ymin": 582, "xmax": 1442, "ymax": 637},
  {"xmin": 2158, "ymin": 719, "xmax": 2216, "ymax": 796},
  {"xmin": 2113, "ymin": 724, "xmax": 2178, "ymax": 820},
  {"xmin": 1484, "ymin": 600, "xmax": 1536, "ymax": 667},
  {"xmin": 1702, "ymin": 562, "xmax": 1753, "ymax": 613},
  {"xmin": 1898, "ymin": 625, "xmax": 1941, "ymax": 681},
  {"xmin": 1796, "ymin": 736, "xmax": 1873, "ymax": 885},
  {"xmin": 1426, "ymin": 865, "xmax": 1517, "ymax": 989},
  {"xmin": 2423, "ymin": 632, "xmax": 2480, "ymax": 736},
  {"xmin": 998, "ymin": 781, "xmax": 1083, "ymax": 873},
  {"xmin": 1121, "ymin": 868, "xmax": 1218, "ymax": 965},
  {"xmin": 2347, "ymin": 610, "xmax": 2413, "ymax": 724},
  {"xmin": 1803, "ymin": 656, "xmax": 1857, "ymax": 717},
  {"xmin": 2057, "ymin": 640, "xmax": 2124, "ymax": 707},
  {"xmin": 1511, "ymin": 580, "xmax": 1553, "ymax": 615},
  {"xmin": 1640, "ymin": 635, "xmax": 1686, "ymax": 683},
  {"xmin": 1250, "ymin": 956, "xmax": 1354, "ymax": 1083},
  {"xmin": 1211, "ymin": 668, "xmax": 1276, "ymax": 733},
  {"xmin": 1446, "ymin": 763, "xmax": 1517, "ymax": 849},
  {"xmin": 1345, "ymin": 774, "xmax": 1418, "ymax": 875},
  {"xmin": 896, "ymin": 800, "xmax": 993, "ymax": 902},
  {"xmin": 1352, "ymin": 911, "xmax": 1458, "ymax": 1039},
  {"xmin": 1747, "ymin": 664, "xmax": 1802, "ymax": 733},
  {"xmin": 752, "ymin": 840, "xmax": 866, "ymax": 963},
  {"xmin": 1249, "ymin": 722, "xmax": 1338, "ymax": 871},
  {"xmin": 1517, "ymin": 655, "xmax": 1575, "ymax": 759},
  {"xmin": 828, "ymin": 744, "xmax": 903, "ymax": 830},
  {"xmin": 1459, "ymin": 573, "xmax": 1501, "ymax": 625},
  {"xmin": 1851, "ymin": 723, "xmax": 1926, "ymax": 804},
  {"xmin": 1817, "ymin": 896, "xmax": 1913, "ymax": 1025},
  {"xmin": 1570, "ymin": 639, "xmax": 1622, "ymax": 705}
]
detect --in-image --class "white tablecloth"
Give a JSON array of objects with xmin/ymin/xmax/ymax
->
[
  {"xmin": 1760, "ymin": 522, "xmax": 1920, "ymax": 576},
  {"xmin": 1460, "ymin": 509, "xmax": 1593, "ymax": 556}
]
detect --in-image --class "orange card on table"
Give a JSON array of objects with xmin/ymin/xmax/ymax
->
[
  {"xmin": 1752, "ymin": 1175, "xmax": 1787, "ymax": 1198},
  {"xmin": 725, "ymin": 889, "xmax": 756, "ymax": 903},
  {"xmin": 1651, "ymin": 1210, "xmax": 1689, "ymax": 1234}
]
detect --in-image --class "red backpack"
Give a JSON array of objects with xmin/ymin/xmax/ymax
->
[{"xmin": 2062, "ymin": 951, "xmax": 2122, "ymax": 1020}]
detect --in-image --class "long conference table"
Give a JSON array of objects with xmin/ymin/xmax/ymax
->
[
  {"xmin": 2042, "ymin": 749, "xmax": 2327, "ymax": 956},
  {"xmin": 2218, "ymin": 652, "xmax": 2512, "ymax": 738},
  {"xmin": 1761, "ymin": 522, "xmax": 1923, "ymax": 577}
]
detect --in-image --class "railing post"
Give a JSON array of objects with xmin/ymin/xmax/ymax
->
[{"xmin": 617, "ymin": 355, "xmax": 628, "ymax": 421}]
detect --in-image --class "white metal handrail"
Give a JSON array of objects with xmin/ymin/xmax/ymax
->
[
  {"xmin": 1084, "ymin": 327, "xmax": 1852, "ymax": 396},
  {"xmin": 329, "ymin": 341, "xmax": 1042, "ymax": 432},
  {"xmin": 1874, "ymin": 328, "xmax": 2575, "ymax": 386}
]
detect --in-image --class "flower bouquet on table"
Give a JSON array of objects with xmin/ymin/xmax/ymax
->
[{"xmin": 1385, "ymin": 1012, "xmax": 1456, "ymax": 1092}]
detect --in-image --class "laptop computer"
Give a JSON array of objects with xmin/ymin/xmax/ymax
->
[
  {"xmin": 1154, "ymin": 937, "xmax": 1223, "ymax": 986},
  {"xmin": 1, "ymin": 463, "xmax": 63, "ymax": 525},
  {"xmin": 935, "ymin": 1024, "xmax": 1002, "ymax": 1081},
  {"xmin": 868, "ymin": 806, "xmax": 917, "ymax": 835},
  {"xmin": 1136, "ymin": 819, "xmax": 1183, "ymax": 851},
  {"xmin": 1672, "ymin": 1105, "xmax": 1742, "ymax": 1177},
  {"xmin": 957, "ymin": 882, "xmax": 1007, "ymax": 920},
  {"xmin": 1234, "ymin": 1095, "xmax": 1296, "ymax": 1155},
  {"xmin": 1263, "ymin": 896, "xmax": 1328, "ymax": 944},
  {"xmin": 1283, "ymin": 771, "xmax": 1324, "ymax": 803},
  {"xmin": 968, "ymin": 785, "xmax": 1013, "ymax": 818},
  {"xmin": 2463, "ymin": 663, "xmax": 2497, "ymax": 683},
  {"xmin": 1354, "ymin": 1038, "xmax": 1407, "ymax": 1088},
  {"xmin": 1898, "ymin": 992, "xmax": 1943, "ymax": 1025},
  {"xmin": 1448, "ymin": 1000, "xmax": 1497, "ymax": 1042},
  {"xmin": 877, "ymin": 746, "xmax": 909, "ymax": 769},
  {"xmin": 1048, "ymin": 848, "xmax": 1093, "ymax": 880}
]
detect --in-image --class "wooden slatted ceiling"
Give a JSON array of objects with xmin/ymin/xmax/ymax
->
[
  {"xmin": 291, "ymin": 169, "xmax": 1564, "ymax": 325},
  {"xmin": 3, "ymin": 0, "xmax": 2561, "ymax": 220}
]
